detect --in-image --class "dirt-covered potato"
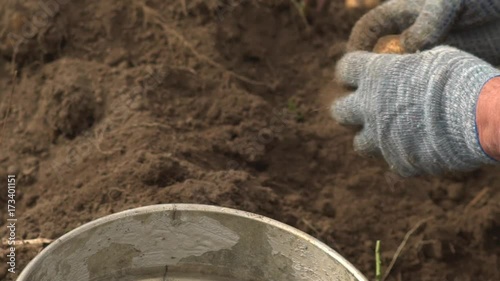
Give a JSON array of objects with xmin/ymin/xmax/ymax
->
[
  {"xmin": 373, "ymin": 35, "xmax": 406, "ymax": 54},
  {"xmin": 345, "ymin": 0, "xmax": 380, "ymax": 9}
]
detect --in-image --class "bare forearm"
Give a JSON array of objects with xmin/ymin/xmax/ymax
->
[{"xmin": 477, "ymin": 77, "xmax": 500, "ymax": 161}]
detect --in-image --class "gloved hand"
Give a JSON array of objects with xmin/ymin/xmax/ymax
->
[
  {"xmin": 332, "ymin": 46, "xmax": 499, "ymax": 176},
  {"xmin": 348, "ymin": 0, "xmax": 500, "ymax": 64}
]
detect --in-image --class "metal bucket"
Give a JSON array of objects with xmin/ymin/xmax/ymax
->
[{"xmin": 18, "ymin": 204, "xmax": 368, "ymax": 281}]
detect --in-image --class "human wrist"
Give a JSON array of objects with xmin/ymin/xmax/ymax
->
[
  {"xmin": 438, "ymin": 54, "xmax": 499, "ymax": 170},
  {"xmin": 477, "ymin": 77, "xmax": 500, "ymax": 161}
]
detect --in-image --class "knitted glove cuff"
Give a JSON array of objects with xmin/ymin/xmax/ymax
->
[{"xmin": 436, "ymin": 48, "xmax": 500, "ymax": 169}]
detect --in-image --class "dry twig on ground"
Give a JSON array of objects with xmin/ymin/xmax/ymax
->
[
  {"xmin": 2, "ymin": 238, "xmax": 54, "ymax": 248},
  {"xmin": 382, "ymin": 218, "xmax": 431, "ymax": 281}
]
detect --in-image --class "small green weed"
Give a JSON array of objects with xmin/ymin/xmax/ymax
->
[{"xmin": 287, "ymin": 99, "xmax": 305, "ymax": 122}]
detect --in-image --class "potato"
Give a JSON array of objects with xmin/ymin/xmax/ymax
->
[
  {"xmin": 345, "ymin": 0, "xmax": 380, "ymax": 9},
  {"xmin": 373, "ymin": 35, "xmax": 406, "ymax": 54}
]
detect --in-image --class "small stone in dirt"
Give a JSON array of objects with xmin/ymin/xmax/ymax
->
[{"xmin": 108, "ymin": 189, "xmax": 122, "ymax": 200}]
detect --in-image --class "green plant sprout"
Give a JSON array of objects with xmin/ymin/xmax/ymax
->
[
  {"xmin": 375, "ymin": 240, "xmax": 382, "ymax": 281},
  {"xmin": 287, "ymin": 99, "xmax": 298, "ymax": 111},
  {"xmin": 287, "ymin": 99, "xmax": 305, "ymax": 122},
  {"xmin": 290, "ymin": 0, "xmax": 309, "ymax": 25}
]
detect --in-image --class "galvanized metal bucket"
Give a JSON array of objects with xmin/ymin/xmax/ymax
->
[{"xmin": 18, "ymin": 204, "xmax": 368, "ymax": 281}]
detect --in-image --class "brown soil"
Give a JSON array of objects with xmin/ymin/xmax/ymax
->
[{"xmin": 0, "ymin": 1, "xmax": 498, "ymax": 281}]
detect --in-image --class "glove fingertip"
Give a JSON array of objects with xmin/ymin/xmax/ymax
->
[
  {"xmin": 353, "ymin": 130, "xmax": 377, "ymax": 155},
  {"xmin": 390, "ymin": 165, "xmax": 418, "ymax": 178},
  {"xmin": 401, "ymin": 30, "xmax": 427, "ymax": 53},
  {"xmin": 347, "ymin": 28, "xmax": 377, "ymax": 52},
  {"xmin": 331, "ymin": 98, "xmax": 350, "ymax": 124},
  {"xmin": 331, "ymin": 95, "xmax": 363, "ymax": 126},
  {"xmin": 335, "ymin": 52, "xmax": 373, "ymax": 87}
]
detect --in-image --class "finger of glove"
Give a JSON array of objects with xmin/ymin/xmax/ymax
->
[
  {"xmin": 336, "ymin": 51, "xmax": 378, "ymax": 87},
  {"xmin": 402, "ymin": 0, "xmax": 462, "ymax": 52},
  {"xmin": 391, "ymin": 164, "xmax": 419, "ymax": 178},
  {"xmin": 458, "ymin": 1, "xmax": 500, "ymax": 26},
  {"xmin": 445, "ymin": 20, "xmax": 500, "ymax": 65},
  {"xmin": 331, "ymin": 93, "xmax": 364, "ymax": 126},
  {"xmin": 347, "ymin": 0, "xmax": 419, "ymax": 52},
  {"xmin": 353, "ymin": 126, "xmax": 381, "ymax": 157},
  {"xmin": 383, "ymin": 150, "xmax": 421, "ymax": 177}
]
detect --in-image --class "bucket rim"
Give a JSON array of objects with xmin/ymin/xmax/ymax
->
[{"xmin": 18, "ymin": 203, "xmax": 368, "ymax": 281}]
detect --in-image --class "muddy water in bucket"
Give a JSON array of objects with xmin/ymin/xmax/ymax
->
[
  {"xmin": 18, "ymin": 204, "xmax": 367, "ymax": 281},
  {"xmin": 92, "ymin": 268, "xmax": 242, "ymax": 281}
]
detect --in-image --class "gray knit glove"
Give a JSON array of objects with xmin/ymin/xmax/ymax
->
[
  {"xmin": 332, "ymin": 46, "xmax": 499, "ymax": 176},
  {"xmin": 348, "ymin": 0, "xmax": 500, "ymax": 64}
]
